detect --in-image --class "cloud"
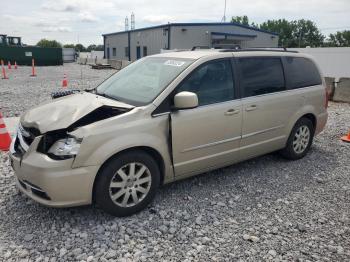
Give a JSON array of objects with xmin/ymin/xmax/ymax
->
[
  {"xmin": 42, "ymin": 26, "xmax": 72, "ymax": 33},
  {"xmin": 143, "ymin": 15, "xmax": 174, "ymax": 24},
  {"xmin": 2, "ymin": 0, "xmax": 350, "ymax": 46},
  {"xmin": 78, "ymin": 12, "xmax": 98, "ymax": 23},
  {"xmin": 41, "ymin": 1, "xmax": 80, "ymax": 12}
]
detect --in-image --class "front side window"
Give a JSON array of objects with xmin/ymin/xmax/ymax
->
[
  {"xmin": 176, "ymin": 59, "xmax": 235, "ymax": 106},
  {"xmin": 239, "ymin": 57, "xmax": 285, "ymax": 98},
  {"xmin": 97, "ymin": 57, "xmax": 193, "ymax": 106},
  {"xmin": 284, "ymin": 57, "xmax": 322, "ymax": 89}
]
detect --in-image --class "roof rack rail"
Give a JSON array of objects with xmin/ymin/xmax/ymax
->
[
  {"xmin": 219, "ymin": 47, "xmax": 298, "ymax": 53},
  {"xmin": 191, "ymin": 46, "xmax": 211, "ymax": 51}
]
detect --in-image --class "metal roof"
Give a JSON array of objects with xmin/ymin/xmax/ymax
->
[
  {"xmin": 102, "ymin": 22, "xmax": 279, "ymax": 37},
  {"xmin": 211, "ymin": 31, "xmax": 257, "ymax": 38}
]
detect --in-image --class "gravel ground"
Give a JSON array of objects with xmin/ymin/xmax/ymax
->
[
  {"xmin": 0, "ymin": 65, "xmax": 350, "ymax": 261},
  {"xmin": 0, "ymin": 63, "xmax": 115, "ymax": 117}
]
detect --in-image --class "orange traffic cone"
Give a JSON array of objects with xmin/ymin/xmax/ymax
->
[
  {"xmin": 14, "ymin": 61, "xmax": 18, "ymax": 69},
  {"xmin": 1, "ymin": 60, "xmax": 8, "ymax": 79},
  {"xmin": 0, "ymin": 112, "xmax": 12, "ymax": 151},
  {"xmin": 62, "ymin": 73, "xmax": 68, "ymax": 88},
  {"xmin": 30, "ymin": 58, "xmax": 36, "ymax": 77},
  {"xmin": 341, "ymin": 130, "xmax": 350, "ymax": 143},
  {"xmin": 8, "ymin": 61, "xmax": 11, "ymax": 69}
]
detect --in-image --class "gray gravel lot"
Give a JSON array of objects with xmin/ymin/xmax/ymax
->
[
  {"xmin": 0, "ymin": 63, "xmax": 115, "ymax": 117},
  {"xmin": 0, "ymin": 64, "xmax": 350, "ymax": 261}
]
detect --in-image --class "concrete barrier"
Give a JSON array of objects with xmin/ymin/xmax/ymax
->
[
  {"xmin": 77, "ymin": 58, "xmax": 108, "ymax": 65},
  {"xmin": 122, "ymin": 60, "xmax": 132, "ymax": 68},
  {"xmin": 108, "ymin": 60, "xmax": 123, "ymax": 70},
  {"xmin": 333, "ymin": 78, "xmax": 350, "ymax": 103},
  {"xmin": 324, "ymin": 77, "xmax": 335, "ymax": 100},
  {"xmin": 108, "ymin": 59, "xmax": 132, "ymax": 70}
]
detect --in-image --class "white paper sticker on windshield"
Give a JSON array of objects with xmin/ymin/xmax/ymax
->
[{"xmin": 164, "ymin": 60, "xmax": 185, "ymax": 67}]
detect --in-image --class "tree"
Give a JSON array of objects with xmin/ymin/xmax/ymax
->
[
  {"xmin": 326, "ymin": 31, "xmax": 350, "ymax": 47},
  {"xmin": 95, "ymin": 45, "xmax": 104, "ymax": 51},
  {"xmin": 36, "ymin": 39, "xmax": 62, "ymax": 48},
  {"xmin": 260, "ymin": 19, "xmax": 295, "ymax": 47},
  {"xmin": 260, "ymin": 19, "xmax": 324, "ymax": 47},
  {"xmin": 74, "ymin": 44, "xmax": 86, "ymax": 52},
  {"xmin": 293, "ymin": 19, "xmax": 324, "ymax": 47},
  {"xmin": 86, "ymin": 44, "xmax": 104, "ymax": 52},
  {"xmin": 63, "ymin": 44, "xmax": 75, "ymax": 48},
  {"xmin": 86, "ymin": 44, "xmax": 97, "ymax": 52},
  {"xmin": 231, "ymin": 15, "xmax": 250, "ymax": 26},
  {"xmin": 231, "ymin": 15, "xmax": 259, "ymax": 28}
]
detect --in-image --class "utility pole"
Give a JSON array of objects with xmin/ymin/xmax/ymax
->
[
  {"xmin": 125, "ymin": 16, "xmax": 129, "ymax": 31},
  {"xmin": 131, "ymin": 12, "xmax": 135, "ymax": 30},
  {"xmin": 221, "ymin": 0, "xmax": 227, "ymax": 22}
]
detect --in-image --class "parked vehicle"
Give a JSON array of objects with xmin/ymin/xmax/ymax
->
[{"xmin": 10, "ymin": 49, "xmax": 328, "ymax": 216}]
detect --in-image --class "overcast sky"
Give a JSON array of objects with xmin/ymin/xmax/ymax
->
[{"xmin": 1, "ymin": 0, "xmax": 349, "ymax": 46}]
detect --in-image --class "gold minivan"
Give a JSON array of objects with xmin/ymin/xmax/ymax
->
[{"xmin": 10, "ymin": 49, "xmax": 328, "ymax": 216}]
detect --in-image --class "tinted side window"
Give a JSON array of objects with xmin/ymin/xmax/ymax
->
[
  {"xmin": 177, "ymin": 59, "xmax": 234, "ymax": 106},
  {"xmin": 284, "ymin": 57, "xmax": 322, "ymax": 89},
  {"xmin": 239, "ymin": 57, "xmax": 285, "ymax": 98}
]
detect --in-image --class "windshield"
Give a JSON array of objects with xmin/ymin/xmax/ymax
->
[{"xmin": 97, "ymin": 57, "xmax": 194, "ymax": 106}]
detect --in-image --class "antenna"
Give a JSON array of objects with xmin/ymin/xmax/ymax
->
[
  {"xmin": 131, "ymin": 12, "xmax": 135, "ymax": 30},
  {"xmin": 125, "ymin": 16, "xmax": 129, "ymax": 31},
  {"xmin": 221, "ymin": 0, "xmax": 227, "ymax": 22}
]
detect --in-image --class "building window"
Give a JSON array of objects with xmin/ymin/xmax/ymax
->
[
  {"xmin": 112, "ymin": 48, "xmax": 116, "ymax": 57},
  {"xmin": 143, "ymin": 46, "xmax": 147, "ymax": 57},
  {"xmin": 125, "ymin": 47, "xmax": 129, "ymax": 58}
]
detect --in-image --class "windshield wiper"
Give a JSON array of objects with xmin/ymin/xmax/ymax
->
[
  {"xmin": 85, "ymin": 87, "xmax": 97, "ymax": 93},
  {"xmin": 95, "ymin": 91, "xmax": 119, "ymax": 101}
]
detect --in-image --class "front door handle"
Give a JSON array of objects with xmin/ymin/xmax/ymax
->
[
  {"xmin": 245, "ymin": 105, "xmax": 258, "ymax": 112},
  {"xmin": 225, "ymin": 108, "xmax": 240, "ymax": 115}
]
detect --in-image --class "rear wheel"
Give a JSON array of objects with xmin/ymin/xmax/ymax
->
[
  {"xmin": 95, "ymin": 151, "xmax": 160, "ymax": 216},
  {"xmin": 280, "ymin": 118, "xmax": 314, "ymax": 160}
]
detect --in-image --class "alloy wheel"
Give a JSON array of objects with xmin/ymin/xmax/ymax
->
[
  {"xmin": 293, "ymin": 125, "xmax": 310, "ymax": 154},
  {"xmin": 109, "ymin": 162, "xmax": 152, "ymax": 207}
]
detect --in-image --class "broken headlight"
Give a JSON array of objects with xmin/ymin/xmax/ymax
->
[{"xmin": 47, "ymin": 137, "xmax": 81, "ymax": 158}]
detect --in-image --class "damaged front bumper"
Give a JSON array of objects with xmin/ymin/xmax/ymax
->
[{"xmin": 10, "ymin": 128, "xmax": 99, "ymax": 208}]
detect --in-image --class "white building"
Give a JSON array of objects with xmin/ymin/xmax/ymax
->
[{"xmin": 103, "ymin": 22, "xmax": 279, "ymax": 61}]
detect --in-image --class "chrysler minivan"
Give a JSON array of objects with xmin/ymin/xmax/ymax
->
[{"xmin": 10, "ymin": 49, "xmax": 328, "ymax": 216}]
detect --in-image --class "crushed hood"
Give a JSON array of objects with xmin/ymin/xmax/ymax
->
[{"xmin": 21, "ymin": 92, "xmax": 134, "ymax": 133}]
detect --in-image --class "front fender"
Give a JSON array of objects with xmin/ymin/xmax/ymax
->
[{"xmin": 71, "ymin": 114, "xmax": 174, "ymax": 183}]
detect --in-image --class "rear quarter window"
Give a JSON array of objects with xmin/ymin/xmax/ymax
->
[{"xmin": 284, "ymin": 57, "xmax": 322, "ymax": 89}]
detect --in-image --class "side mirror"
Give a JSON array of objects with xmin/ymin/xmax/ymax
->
[{"xmin": 173, "ymin": 91, "xmax": 198, "ymax": 110}]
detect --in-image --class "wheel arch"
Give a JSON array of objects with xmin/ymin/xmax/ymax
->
[
  {"xmin": 300, "ymin": 113, "xmax": 317, "ymax": 130},
  {"xmin": 91, "ymin": 146, "xmax": 166, "ymax": 204},
  {"xmin": 284, "ymin": 110, "xmax": 318, "ymax": 148}
]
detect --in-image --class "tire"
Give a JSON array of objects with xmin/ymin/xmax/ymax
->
[
  {"xmin": 280, "ymin": 118, "xmax": 315, "ymax": 160},
  {"xmin": 95, "ymin": 151, "xmax": 160, "ymax": 217}
]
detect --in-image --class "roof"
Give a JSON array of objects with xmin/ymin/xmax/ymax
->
[
  {"xmin": 103, "ymin": 22, "xmax": 278, "ymax": 37},
  {"xmin": 149, "ymin": 49, "xmax": 307, "ymax": 60},
  {"xmin": 152, "ymin": 50, "xmax": 219, "ymax": 60},
  {"xmin": 211, "ymin": 31, "xmax": 257, "ymax": 38}
]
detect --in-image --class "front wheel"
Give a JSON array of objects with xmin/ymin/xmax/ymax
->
[
  {"xmin": 95, "ymin": 151, "xmax": 160, "ymax": 217},
  {"xmin": 280, "ymin": 118, "xmax": 315, "ymax": 160}
]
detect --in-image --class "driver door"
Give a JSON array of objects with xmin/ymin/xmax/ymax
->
[{"xmin": 171, "ymin": 58, "xmax": 242, "ymax": 177}]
